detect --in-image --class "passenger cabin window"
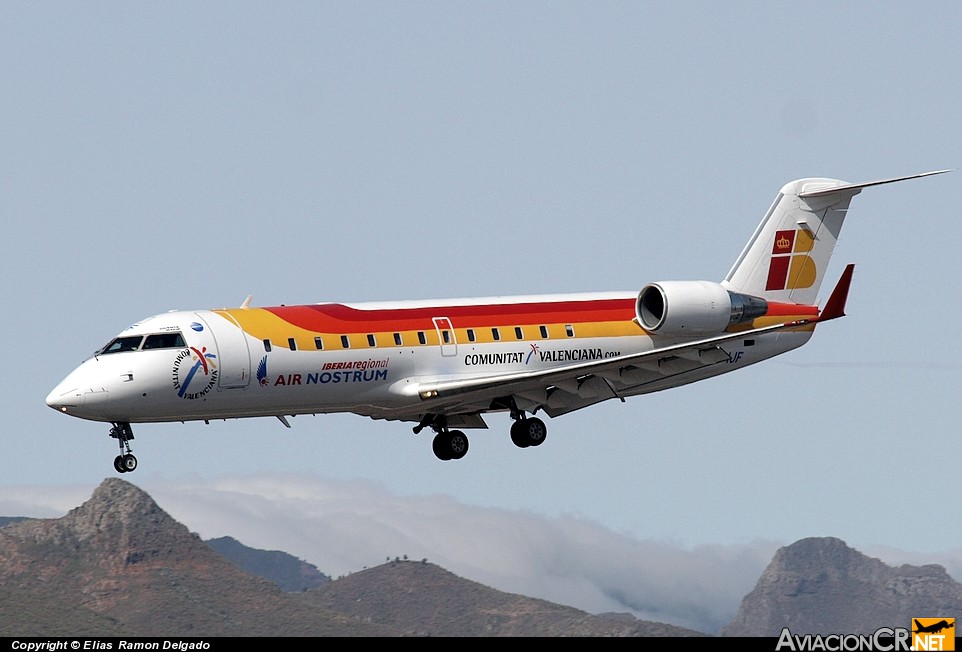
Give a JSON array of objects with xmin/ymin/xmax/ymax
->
[
  {"xmin": 288, "ymin": 338, "xmax": 297, "ymax": 351},
  {"xmin": 441, "ymin": 330, "xmax": 451, "ymax": 344},
  {"xmin": 467, "ymin": 329, "xmax": 476, "ymax": 342},
  {"xmin": 142, "ymin": 332, "xmax": 186, "ymax": 350},
  {"xmin": 539, "ymin": 325, "xmax": 548, "ymax": 339},
  {"xmin": 314, "ymin": 336, "xmax": 324, "ymax": 350},
  {"xmin": 417, "ymin": 331, "xmax": 426, "ymax": 345},
  {"xmin": 367, "ymin": 334, "xmax": 376, "ymax": 347},
  {"xmin": 393, "ymin": 333, "xmax": 402, "ymax": 346},
  {"xmin": 340, "ymin": 335, "xmax": 350, "ymax": 349},
  {"xmin": 491, "ymin": 328, "xmax": 501, "ymax": 341},
  {"xmin": 514, "ymin": 326, "xmax": 523, "ymax": 340},
  {"xmin": 565, "ymin": 324, "xmax": 575, "ymax": 337},
  {"xmin": 263, "ymin": 339, "xmax": 272, "ymax": 352}
]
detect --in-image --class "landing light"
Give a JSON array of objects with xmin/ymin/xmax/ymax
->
[{"xmin": 419, "ymin": 389, "xmax": 439, "ymax": 399}]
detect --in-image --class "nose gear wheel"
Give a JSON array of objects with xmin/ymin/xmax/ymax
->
[{"xmin": 109, "ymin": 422, "xmax": 138, "ymax": 473}]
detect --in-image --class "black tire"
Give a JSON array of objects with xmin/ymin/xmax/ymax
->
[
  {"xmin": 525, "ymin": 418, "xmax": 547, "ymax": 447},
  {"xmin": 510, "ymin": 420, "xmax": 531, "ymax": 448},
  {"xmin": 121, "ymin": 453, "xmax": 138, "ymax": 472},
  {"xmin": 113, "ymin": 455, "xmax": 127, "ymax": 473},
  {"xmin": 432, "ymin": 433, "xmax": 453, "ymax": 460}
]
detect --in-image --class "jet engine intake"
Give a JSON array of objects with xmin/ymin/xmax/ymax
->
[{"xmin": 636, "ymin": 281, "xmax": 767, "ymax": 336}]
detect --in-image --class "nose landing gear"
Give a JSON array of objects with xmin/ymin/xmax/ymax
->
[{"xmin": 109, "ymin": 422, "xmax": 138, "ymax": 473}]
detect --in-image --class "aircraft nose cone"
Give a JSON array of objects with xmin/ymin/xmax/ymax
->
[
  {"xmin": 47, "ymin": 359, "xmax": 115, "ymax": 420},
  {"xmin": 46, "ymin": 384, "xmax": 80, "ymax": 414}
]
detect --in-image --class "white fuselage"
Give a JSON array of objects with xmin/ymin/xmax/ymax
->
[{"xmin": 46, "ymin": 299, "xmax": 811, "ymax": 428}]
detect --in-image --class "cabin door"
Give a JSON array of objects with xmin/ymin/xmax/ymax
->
[{"xmin": 432, "ymin": 317, "xmax": 457, "ymax": 357}]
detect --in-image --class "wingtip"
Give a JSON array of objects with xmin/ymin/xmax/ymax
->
[{"xmin": 817, "ymin": 264, "xmax": 855, "ymax": 322}]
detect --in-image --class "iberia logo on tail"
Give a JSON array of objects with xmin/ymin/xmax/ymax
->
[{"xmin": 767, "ymin": 228, "xmax": 817, "ymax": 291}]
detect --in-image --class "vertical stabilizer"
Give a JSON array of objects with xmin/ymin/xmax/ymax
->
[{"xmin": 722, "ymin": 170, "xmax": 950, "ymax": 305}]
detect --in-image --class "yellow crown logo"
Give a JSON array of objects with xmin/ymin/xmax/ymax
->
[{"xmin": 777, "ymin": 234, "xmax": 792, "ymax": 249}]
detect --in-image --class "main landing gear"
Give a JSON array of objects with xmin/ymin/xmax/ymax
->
[
  {"xmin": 510, "ymin": 415, "xmax": 547, "ymax": 449},
  {"xmin": 413, "ymin": 415, "xmax": 469, "ymax": 461},
  {"xmin": 413, "ymin": 410, "xmax": 548, "ymax": 461},
  {"xmin": 432, "ymin": 429, "xmax": 469, "ymax": 461},
  {"xmin": 109, "ymin": 421, "xmax": 138, "ymax": 473}
]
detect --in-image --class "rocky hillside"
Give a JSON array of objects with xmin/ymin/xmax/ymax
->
[
  {"xmin": 4, "ymin": 479, "xmax": 955, "ymax": 637},
  {"xmin": 206, "ymin": 535, "xmax": 330, "ymax": 592},
  {"xmin": 0, "ymin": 478, "xmax": 703, "ymax": 637},
  {"xmin": 305, "ymin": 556, "xmax": 696, "ymax": 637},
  {"xmin": 722, "ymin": 537, "xmax": 962, "ymax": 636}
]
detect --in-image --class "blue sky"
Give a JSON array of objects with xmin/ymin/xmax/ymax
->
[{"xmin": 2, "ymin": 2, "xmax": 959, "ymax": 634}]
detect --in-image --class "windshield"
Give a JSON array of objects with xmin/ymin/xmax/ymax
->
[
  {"xmin": 98, "ymin": 336, "xmax": 143, "ymax": 355},
  {"xmin": 97, "ymin": 332, "xmax": 186, "ymax": 355},
  {"xmin": 143, "ymin": 332, "xmax": 186, "ymax": 349}
]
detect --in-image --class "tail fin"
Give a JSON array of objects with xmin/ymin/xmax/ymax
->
[{"xmin": 723, "ymin": 170, "xmax": 950, "ymax": 305}]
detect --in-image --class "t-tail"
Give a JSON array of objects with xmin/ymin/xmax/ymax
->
[{"xmin": 723, "ymin": 170, "xmax": 951, "ymax": 305}]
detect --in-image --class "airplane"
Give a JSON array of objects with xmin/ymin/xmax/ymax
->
[
  {"xmin": 46, "ymin": 170, "xmax": 950, "ymax": 473},
  {"xmin": 914, "ymin": 619, "xmax": 954, "ymax": 635}
]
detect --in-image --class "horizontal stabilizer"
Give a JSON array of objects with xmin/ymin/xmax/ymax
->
[{"xmin": 798, "ymin": 169, "xmax": 951, "ymax": 198}]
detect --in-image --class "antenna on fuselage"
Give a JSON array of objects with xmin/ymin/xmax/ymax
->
[{"xmin": 240, "ymin": 295, "xmax": 252, "ymax": 309}]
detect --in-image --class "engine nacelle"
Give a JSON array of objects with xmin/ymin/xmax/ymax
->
[{"xmin": 636, "ymin": 281, "xmax": 768, "ymax": 336}]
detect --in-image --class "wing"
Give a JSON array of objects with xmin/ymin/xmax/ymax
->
[{"xmin": 366, "ymin": 316, "xmax": 819, "ymax": 427}]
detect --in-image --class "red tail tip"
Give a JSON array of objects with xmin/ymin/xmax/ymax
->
[{"xmin": 817, "ymin": 264, "xmax": 855, "ymax": 322}]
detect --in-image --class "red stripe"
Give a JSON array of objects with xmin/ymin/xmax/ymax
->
[
  {"xmin": 765, "ymin": 301, "xmax": 818, "ymax": 316},
  {"xmin": 264, "ymin": 298, "xmax": 637, "ymax": 332}
]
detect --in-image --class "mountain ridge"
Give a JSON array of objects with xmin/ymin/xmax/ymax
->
[
  {"xmin": 0, "ymin": 478, "xmax": 702, "ymax": 637},
  {"xmin": 723, "ymin": 536, "xmax": 962, "ymax": 636},
  {"xmin": 2, "ymin": 479, "xmax": 957, "ymax": 637}
]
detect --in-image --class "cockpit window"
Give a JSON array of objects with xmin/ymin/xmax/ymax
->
[
  {"xmin": 98, "ymin": 332, "xmax": 186, "ymax": 355},
  {"xmin": 99, "ymin": 336, "xmax": 144, "ymax": 354},
  {"xmin": 142, "ymin": 332, "xmax": 186, "ymax": 350}
]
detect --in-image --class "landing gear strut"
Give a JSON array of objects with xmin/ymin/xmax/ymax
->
[{"xmin": 109, "ymin": 422, "xmax": 138, "ymax": 473}]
